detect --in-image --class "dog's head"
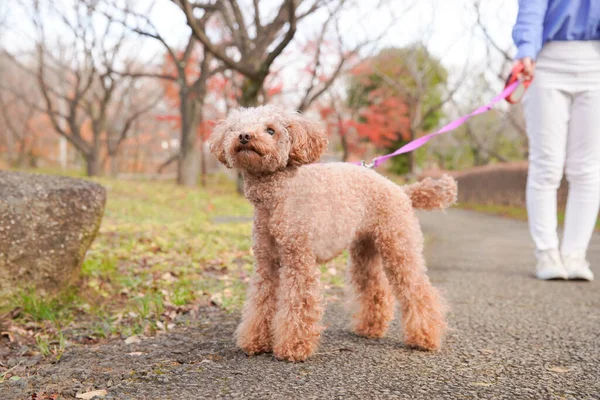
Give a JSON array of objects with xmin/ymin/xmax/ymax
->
[{"xmin": 208, "ymin": 105, "xmax": 328, "ymax": 174}]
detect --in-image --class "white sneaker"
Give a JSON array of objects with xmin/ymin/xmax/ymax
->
[
  {"xmin": 535, "ymin": 249, "xmax": 568, "ymax": 280},
  {"xmin": 563, "ymin": 255, "xmax": 595, "ymax": 281}
]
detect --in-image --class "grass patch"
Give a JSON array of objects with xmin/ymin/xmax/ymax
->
[
  {"xmin": 11, "ymin": 287, "xmax": 81, "ymax": 327},
  {"xmin": 458, "ymin": 203, "xmax": 529, "ymax": 221},
  {"xmin": 457, "ymin": 203, "xmax": 600, "ymax": 230}
]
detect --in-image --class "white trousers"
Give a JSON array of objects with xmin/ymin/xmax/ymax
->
[{"xmin": 524, "ymin": 41, "xmax": 600, "ymax": 258}]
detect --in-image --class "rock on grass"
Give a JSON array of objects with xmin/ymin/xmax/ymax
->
[{"xmin": 0, "ymin": 171, "xmax": 106, "ymax": 297}]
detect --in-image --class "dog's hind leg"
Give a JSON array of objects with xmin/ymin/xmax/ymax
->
[
  {"xmin": 347, "ymin": 236, "xmax": 395, "ymax": 338},
  {"xmin": 375, "ymin": 211, "xmax": 448, "ymax": 351},
  {"xmin": 272, "ymin": 244, "xmax": 323, "ymax": 362},
  {"xmin": 236, "ymin": 220, "xmax": 279, "ymax": 355}
]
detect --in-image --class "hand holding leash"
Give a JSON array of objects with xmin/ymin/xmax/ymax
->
[{"xmin": 505, "ymin": 60, "xmax": 534, "ymax": 104}]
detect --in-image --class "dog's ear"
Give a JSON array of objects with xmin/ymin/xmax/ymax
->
[
  {"xmin": 287, "ymin": 114, "xmax": 328, "ymax": 166},
  {"xmin": 208, "ymin": 120, "xmax": 230, "ymax": 168}
]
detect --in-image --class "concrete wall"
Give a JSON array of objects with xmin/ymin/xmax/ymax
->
[{"xmin": 421, "ymin": 162, "xmax": 569, "ymax": 208}]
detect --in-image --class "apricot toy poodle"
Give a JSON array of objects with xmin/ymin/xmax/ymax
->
[{"xmin": 209, "ymin": 105, "xmax": 457, "ymax": 362}]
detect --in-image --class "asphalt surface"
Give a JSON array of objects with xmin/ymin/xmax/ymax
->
[{"xmin": 3, "ymin": 209, "xmax": 599, "ymax": 399}]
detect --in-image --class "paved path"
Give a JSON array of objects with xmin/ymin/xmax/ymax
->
[{"xmin": 3, "ymin": 210, "xmax": 599, "ymax": 399}]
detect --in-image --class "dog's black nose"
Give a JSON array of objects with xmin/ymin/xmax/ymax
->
[{"xmin": 239, "ymin": 133, "xmax": 252, "ymax": 144}]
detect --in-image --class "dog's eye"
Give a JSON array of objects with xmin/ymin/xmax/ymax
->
[{"xmin": 266, "ymin": 127, "xmax": 275, "ymax": 136}]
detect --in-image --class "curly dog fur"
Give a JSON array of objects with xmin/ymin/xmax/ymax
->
[{"xmin": 209, "ymin": 105, "xmax": 457, "ymax": 362}]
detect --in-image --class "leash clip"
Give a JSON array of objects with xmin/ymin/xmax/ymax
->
[{"xmin": 360, "ymin": 159, "xmax": 376, "ymax": 169}]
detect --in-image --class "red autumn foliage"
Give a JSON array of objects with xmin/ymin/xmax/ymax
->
[
  {"xmin": 354, "ymin": 89, "xmax": 411, "ymax": 146},
  {"xmin": 348, "ymin": 61, "xmax": 412, "ymax": 148}
]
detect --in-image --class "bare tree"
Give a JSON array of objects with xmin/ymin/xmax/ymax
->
[
  {"xmin": 104, "ymin": 77, "xmax": 163, "ymax": 176},
  {"xmin": 402, "ymin": 0, "xmax": 526, "ymax": 172},
  {"xmin": 104, "ymin": 2, "xmax": 225, "ymax": 187},
  {"xmin": 323, "ymin": 91, "xmax": 358, "ymax": 162},
  {"xmin": 174, "ymin": 0, "xmax": 333, "ymax": 192},
  {"xmin": 473, "ymin": 0, "xmax": 527, "ymax": 142},
  {"xmin": 0, "ymin": 89, "xmax": 38, "ymax": 167},
  {"xmin": 0, "ymin": 3, "xmax": 35, "ymax": 167},
  {"xmin": 2, "ymin": 0, "xmax": 160, "ymax": 176},
  {"xmin": 293, "ymin": 0, "xmax": 396, "ymax": 113},
  {"xmin": 294, "ymin": 0, "xmax": 351, "ymax": 113},
  {"xmin": 175, "ymin": 0, "xmax": 320, "ymax": 107}
]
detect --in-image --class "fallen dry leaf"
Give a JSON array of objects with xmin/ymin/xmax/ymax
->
[
  {"xmin": 547, "ymin": 366, "xmax": 571, "ymax": 373},
  {"xmin": 163, "ymin": 309, "xmax": 178, "ymax": 320},
  {"xmin": 6, "ymin": 307, "xmax": 21, "ymax": 319},
  {"xmin": 160, "ymin": 272, "xmax": 177, "ymax": 283},
  {"xmin": 76, "ymin": 390, "xmax": 108, "ymax": 399},
  {"xmin": 127, "ymin": 352, "xmax": 144, "ymax": 356},
  {"xmin": 124, "ymin": 336, "xmax": 141, "ymax": 345},
  {"xmin": 156, "ymin": 320, "xmax": 175, "ymax": 331},
  {"xmin": 1, "ymin": 331, "xmax": 15, "ymax": 343},
  {"xmin": 470, "ymin": 382, "xmax": 494, "ymax": 387},
  {"xmin": 31, "ymin": 393, "xmax": 59, "ymax": 400},
  {"xmin": 8, "ymin": 325, "xmax": 29, "ymax": 336}
]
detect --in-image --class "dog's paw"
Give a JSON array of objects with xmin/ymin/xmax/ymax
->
[
  {"xmin": 236, "ymin": 321, "xmax": 274, "ymax": 356},
  {"xmin": 238, "ymin": 341, "xmax": 272, "ymax": 356},
  {"xmin": 273, "ymin": 340, "xmax": 317, "ymax": 362},
  {"xmin": 404, "ymin": 338, "xmax": 440, "ymax": 351},
  {"xmin": 353, "ymin": 323, "xmax": 388, "ymax": 339},
  {"xmin": 236, "ymin": 333, "xmax": 273, "ymax": 356},
  {"xmin": 403, "ymin": 330, "xmax": 443, "ymax": 351}
]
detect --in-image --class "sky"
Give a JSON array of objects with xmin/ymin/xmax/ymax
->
[
  {"xmin": 141, "ymin": 0, "xmax": 519, "ymax": 74},
  {"xmin": 1, "ymin": 0, "xmax": 520, "ymax": 101}
]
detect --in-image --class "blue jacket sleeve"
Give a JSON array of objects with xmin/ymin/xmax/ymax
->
[{"xmin": 512, "ymin": 0, "xmax": 549, "ymax": 60}]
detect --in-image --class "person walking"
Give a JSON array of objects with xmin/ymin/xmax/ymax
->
[{"xmin": 513, "ymin": 0, "xmax": 600, "ymax": 280}]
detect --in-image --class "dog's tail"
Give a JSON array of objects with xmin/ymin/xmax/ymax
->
[{"xmin": 403, "ymin": 175, "xmax": 457, "ymax": 210}]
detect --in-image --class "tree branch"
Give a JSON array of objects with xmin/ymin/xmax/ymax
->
[
  {"xmin": 264, "ymin": 0, "xmax": 297, "ymax": 69},
  {"xmin": 109, "ymin": 92, "xmax": 162, "ymax": 155},
  {"xmin": 157, "ymin": 153, "xmax": 180, "ymax": 173},
  {"xmin": 227, "ymin": 0, "xmax": 251, "ymax": 55},
  {"xmin": 253, "ymin": 0, "xmax": 262, "ymax": 36},
  {"xmin": 175, "ymin": 0, "xmax": 258, "ymax": 78},
  {"xmin": 118, "ymin": 71, "xmax": 178, "ymax": 81},
  {"xmin": 473, "ymin": 2, "xmax": 513, "ymax": 63}
]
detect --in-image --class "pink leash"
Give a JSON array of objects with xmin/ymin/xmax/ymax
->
[{"xmin": 354, "ymin": 80, "xmax": 520, "ymax": 168}]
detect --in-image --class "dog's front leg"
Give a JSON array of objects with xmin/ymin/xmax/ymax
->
[
  {"xmin": 235, "ymin": 219, "xmax": 279, "ymax": 355},
  {"xmin": 272, "ymin": 246, "xmax": 323, "ymax": 362}
]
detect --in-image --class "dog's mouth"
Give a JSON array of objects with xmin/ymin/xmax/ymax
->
[{"xmin": 234, "ymin": 144, "xmax": 263, "ymax": 157}]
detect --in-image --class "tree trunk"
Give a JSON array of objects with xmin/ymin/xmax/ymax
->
[
  {"xmin": 109, "ymin": 154, "xmax": 119, "ymax": 177},
  {"xmin": 435, "ymin": 153, "xmax": 446, "ymax": 170},
  {"xmin": 177, "ymin": 98, "xmax": 200, "ymax": 187},
  {"xmin": 406, "ymin": 128, "xmax": 417, "ymax": 178},
  {"xmin": 235, "ymin": 170, "xmax": 244, "ymax": 195},
  {"xmin": 177, "ymin": 125, "xmax": 199, "ymax": 187},
  {"xmin": 59, "ymin": 137, "xmax": 68, "ymax": 170},
  {"xmin": 86, "ymin": 150, "xmax": 102, "ymax": 176},
  {"xmin": 340, "ymin": 133, "xmax": 349, "ymax": 162},
  {"xmin": 240, "ymin": 79, "xmax": 261, "ymax": 108},
  {"xmin": 236, "ymin": 79, "xmax": 262, "ymax": 194},
  {"xmin": 14, "ymin": 140, "xmax": 28, "ymax": 168},
  {"xmin": 199, "ymin": 139, "xmax": 207, "ymax": 188},
  {"xmin": 86, "ymin": 127, "xmax": 104, "ymax": 177},
  {"xmin": 408, "ymin": 150, "xmax": 416, "ymax": 176}
]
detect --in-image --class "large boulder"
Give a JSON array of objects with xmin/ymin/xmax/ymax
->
[{"xmin": 0, "ymin": 171, "xmax": 106, "ymax": 297}]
